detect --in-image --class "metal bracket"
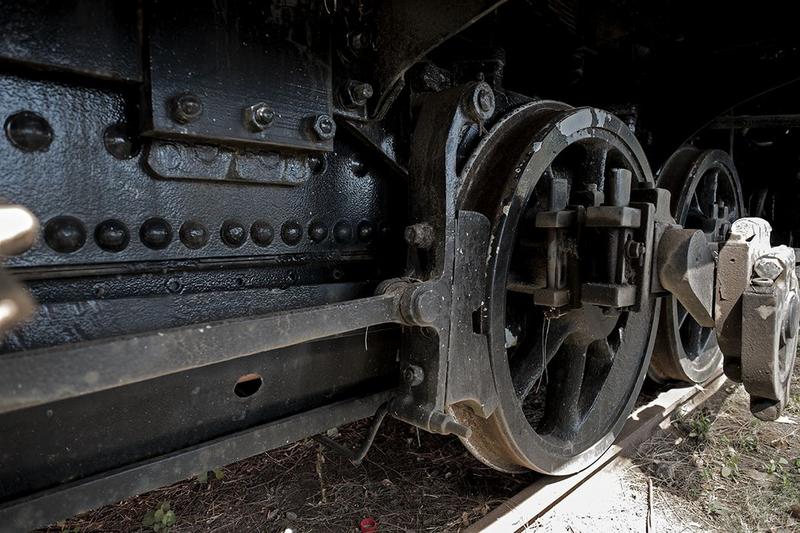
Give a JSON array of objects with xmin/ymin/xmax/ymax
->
[
  {"xmin": 388, "ymin": 82, "xmax": 496, "ymax": 437},
  {"xmin": 445, "ymin": 210, "xmax": 498, "ymax": 418}
]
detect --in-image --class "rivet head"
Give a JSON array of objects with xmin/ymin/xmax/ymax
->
[
  {"xmin": 221, "ymin": 220, "xmax": 247, "ymax": 248},
  {"xmin": 166, "ymin": 278, "xmax": 182, "ymax": 294},
  {"xmin": 44, "ymin": 216, "xmax": 86, "ymax": 253},
  {"xmin": 95, "ymin": 219, "xmax": 130, "ymax": 252},
  {"xmin": 250, "ymin": 220, "xmax": 274, "ymax": 247},
  {"xmin": 357, "ymin": 221, "xmax": 374, "ymax": 242},
  {"xmin": 139, "ymin": 217, "xmax": 173, "ymax": 249},
  {"xmin": 281, "ymin": 221, "xmax": 303, "ymax": 245},
  {"xmin": 103, "ymin": 123, "xmax": 139, "ymax": 160},
  {"xmin": 333, "ymin": 220, "xmax": 353, "ymax": 243},
  {"xmin": 171, "ymin": 92, "xmax": 203, "ymax": 124},
  {"xmin": 244, "ymin": 102, "xmax": 275, "ymax": 131},
  {"xmin": 179, "ymin": 220, "xmax": 209, "ymax": 249},
  {"xmin": 5, "ymin": 111, "xmax": 53, "ymax": 152},
  {"xmin": 311, "ymin": 114, "xmax": 336, "ymax": 141},
  {"xmin": 308, "ymin": 154, "xmax": 326, "ymax": 174},
  {"xmin": 308, "ymin": 221, "xmax": 328, "ymax": 243}
]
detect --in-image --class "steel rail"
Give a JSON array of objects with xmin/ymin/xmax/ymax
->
[{"xmin": 467, "ymin": 372, "xmax": 728, "ymax": 532}]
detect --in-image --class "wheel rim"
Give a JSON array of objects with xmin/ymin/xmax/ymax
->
[
  {"xmin": 454, "ymin": 103, "xmax": 659, "ymax": 474},
  {"xmin": 649, "ymin": 148, "xmax": 743, "ymax": 384}
]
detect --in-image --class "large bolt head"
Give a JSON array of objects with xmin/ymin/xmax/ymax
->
[
  {"xmin": 311, "ymin": 114, "xmax": 336, "ymax": 141},
  {"xmin": 754, "ymin": 256, "xmax": 784, "ymax": 280},
  {"xmin": 345, "ymin": 81, "xmax": 374, "ymax": 107},
  {"xmin": 171, "ymin": 93, "xmax": 203, "ymax": 124},
  {"xmin": 403, "ymin": 365, "xmax": 425, "ymax": 387},
  {"xmin": 463, "ymin": 82, "xmax": 495, "ymax": 122},
  {"xmin": 244, "ymin": 102, "xmax": 275, "ymax": 131},
  {"xmin": 624, "ymin": 240, "xmax": 646, "ymax": 260},
  {"xmin": 5, "ymin": 111, "xmax": 53, "ymax": 152},
  {"xmin": 410, "ymin": 288, "xmax": 443, "ymax": 325}
]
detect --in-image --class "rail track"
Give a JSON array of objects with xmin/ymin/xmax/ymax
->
[{"xmin": 468, "ymin": 373, "xmax": 728, "ymax": 532}]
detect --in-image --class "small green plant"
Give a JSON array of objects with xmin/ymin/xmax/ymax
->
[
  {"xmin": 735, "ymin": 433, "xmax": 758, "ymax": 452},
  {"xmin": 704, "ymin": 496, "xmax": 722, "ymax": 517},
  {"xmin": 720, "ymin": 447, "xmax": 740, "ymax": 479},
  {"xmin": 687, "ymin": 412, "xmax": 712, "ymax": 441},
  {"xmin": 766, "ymin": 458, "xmax": 779, "ymax": 475},
  {"xmin": 142, "ymin": 502, "xmax": 176, "ymax": 532}
]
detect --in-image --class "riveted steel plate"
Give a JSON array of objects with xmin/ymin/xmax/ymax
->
[{"xmin": 145, "ymin": 0, "xmax": 333, "ymax": 151}]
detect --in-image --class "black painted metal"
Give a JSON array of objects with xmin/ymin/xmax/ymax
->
[
  {"xmin": 0, "ymin": 391, "xmax": 392, "ymax": 530},
  {"xmin": 0, "ymin": 2, "xmax": 408, "ymax": 527},
  {"xmin": 0, "ymin": 0, "xmax": 141, "ymax": 82},
  {"xmin": 0, "ymin": 74, "xmax": 399, "ymax": 269},
  {"xmin": 145, "ymin": 0, "xmax": 333, "ymax": 152},
  {"xmin": 369, "ymin": 0, "xmax": 508, "ymax": 117},
  {"xmin": 455, "ymin": 102, "xmax": 661, "ymax": 475},
  {"xmin": 0, "ymin": 293, "xmax": 403, "ymax": 414}
]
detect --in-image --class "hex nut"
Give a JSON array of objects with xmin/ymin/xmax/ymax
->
[
  {"xmin": 244, "ymin": 102, "xmax": 275, "ymax": 131},
  {"xmin": 754, "ymin": 256, "xmax": 784, "ymax": 280},
  {"xmin": 311, "ymin": 114, "xmax": 336, "ymax": 141},
  {"xmin": 343, "ymin": 81, "xmax": 374, "ymax": 108},
  {"xmin": 403, "ymin": 365, "xmax": 425, "ymax": 387},
  {"xmin": 624, "ymin": 240, "xmax": 646, "ymax": 260}
]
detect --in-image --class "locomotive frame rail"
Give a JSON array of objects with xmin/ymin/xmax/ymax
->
[{"xmin": 0, "ymin": 391, "xmax": 392, "ymax": 529}]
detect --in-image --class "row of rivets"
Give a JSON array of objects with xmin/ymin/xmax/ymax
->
[
  {"xmin": 5, "ymin": 110, "xmax": 142, "ymax": 160},
  {"xmin": 43, "ymin": 217, "xmax": 378, "ymax": 254}
]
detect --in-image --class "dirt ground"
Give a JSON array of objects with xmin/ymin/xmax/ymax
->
[
  {"xmin": 47, "ymin": 368, "xmax": 800, "ymax": 533},
  {"xmin": 530, "ymin": 369, "xmax": 800, "ymax": 533}
]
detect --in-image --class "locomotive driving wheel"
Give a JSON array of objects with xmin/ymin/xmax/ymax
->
[
  {"xmin": 452, "ymin": 102, "xmax": 660, "ymax": 475},
  {"xmin": 649, "ymin": 148, "xmax": 744, "ymax": 384}
]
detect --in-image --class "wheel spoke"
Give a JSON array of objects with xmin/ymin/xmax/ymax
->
[
  {"xmin": 587, "ymin": 337, "xmax": 615, "ymax": 368},
  {"xmin": 677, "ymin": 306, "xmax": 689, "ymax": 327},
  {"xmin": 584, "ymin": 143, "xmax": 609, "ymax": 188},
  {"xmin": 708, "ymin": 168, "xmax": 720, "ymax": 208},
  {"xmin": 541, "ymin": 342, "xmax": 588, "ymax": 437},
  {"xmin": 682, "ymin": 321, "xmax": 705, "ymax": 354},
  {"xmin": 699, "ymin": 326, "xmax": 714, "ymax": 352},
  {"xmin": 511, "ymin": 317, "xmax": 574, "ymax": 399}
]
